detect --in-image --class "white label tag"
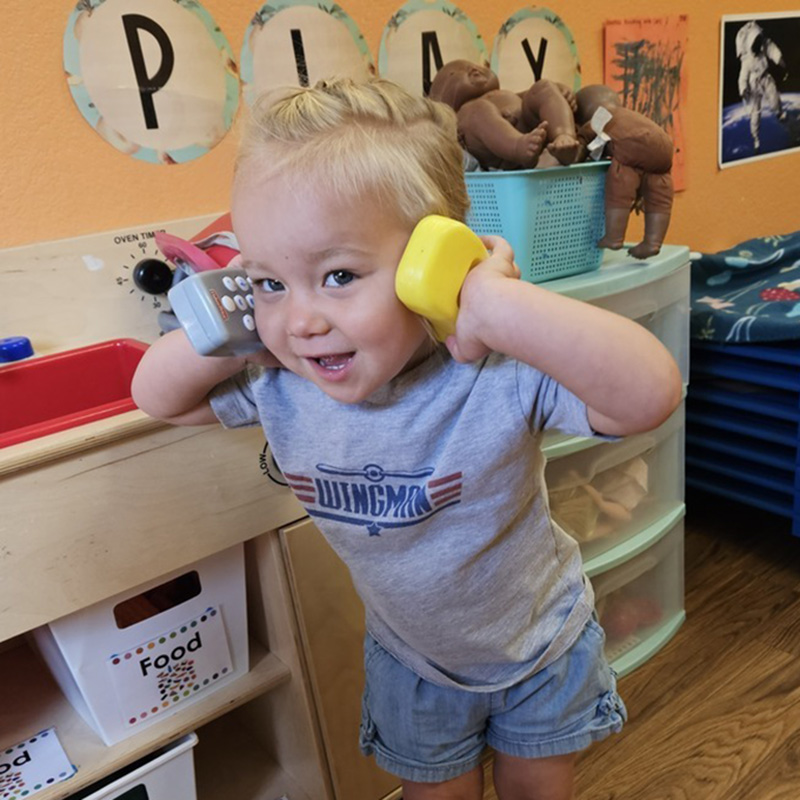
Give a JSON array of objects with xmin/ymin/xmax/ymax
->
[
  {"xmin": 107, "ymin": 606, "xmax": 233, "ymax": 729},
  {"xmin": 587, "ymin": 131, "xmax": 611, "ymax": 160},
  {"xmin": 0, "ymin": 729, "xmax": 76, "ymax": 798},
  {"xmin": 590, "ymin": 105, "xmax": 614, "ymax": 135}
]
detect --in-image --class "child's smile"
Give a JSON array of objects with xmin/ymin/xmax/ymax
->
[
  {"xmin": 232, "ymin": 171, "xmax": 434, "ymax": 404},
  {"xmin": 308, "ymin": 352, "xmax": 355, "ymax": 378}
]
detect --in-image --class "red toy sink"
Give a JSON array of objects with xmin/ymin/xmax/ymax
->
[{"xmin": 0, "ymin": 338, "xmax": 148, "ymax": 449}]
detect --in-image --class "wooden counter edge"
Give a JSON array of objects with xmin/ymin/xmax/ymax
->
[{"xmin": 0, "ymin": 410, "xmax": 167, "ymax": 477}]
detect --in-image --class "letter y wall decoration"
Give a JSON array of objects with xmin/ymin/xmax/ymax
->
[
  {"xmin": 64, "ymin": 0, "xmax": 240, "ymax": 164},
  {"xmin": 492, "ymin": 7, "xmax": 580, "ymax": 93}
]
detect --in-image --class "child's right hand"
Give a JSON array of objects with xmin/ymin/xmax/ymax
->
[{"xmin": 445, "ymin": 235, "xmax": 520, "ymax": 363}]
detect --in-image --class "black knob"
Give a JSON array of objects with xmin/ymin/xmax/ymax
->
[{"xmin": 133, "ymin": 258, "xmax": 173, "ymax": 294}]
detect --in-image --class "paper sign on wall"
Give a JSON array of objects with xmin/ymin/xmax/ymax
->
[
  {"xmin": 0, "ymin": 729, "xmax": 76, "ymax": 799},
  {"xmin": 604, "ymin": 16, "xmax": 688, "ymax": 190},
  {"xmin": 718, "ymin": 12, "xmax": 800, "ymax": 169},
  {"xmin": 106, "ymin": 606, "xmax": 233, "ymax": 729}
]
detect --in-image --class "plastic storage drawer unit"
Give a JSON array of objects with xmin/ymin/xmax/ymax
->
[
  {"xmin": 585, "ymin": 507, "xmax": 685, "ymax": 677},
  {"xmin": 68, "ymin": 733, "xmax": 198, "ymax": 799},
  {"xmin": 546, "ymin": 403, "xmax": 685, "ymax": 563}
]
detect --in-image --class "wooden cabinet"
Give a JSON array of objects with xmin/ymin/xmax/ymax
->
[
  {"xmin": 0, "ymin": 421, "xmax": 333, "ymax": 800},
  {"xmin": 280, "ymin": 519, "xmax": 400, "ymax": 800}
]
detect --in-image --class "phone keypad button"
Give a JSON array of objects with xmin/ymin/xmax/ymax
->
[
  {"xmin": 243, "ymin": 314, "xmax": 256, "ymax": 331},
  {"xmin": 221, "ymin": 295, "xmax": 237, "ymax": 312}
]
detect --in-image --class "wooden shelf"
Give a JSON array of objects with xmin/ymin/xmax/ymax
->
[
  {"xmin": 196, "ymin": 714, "xmax": 314, "ymax": 800},
  {"xmin": 0, "ymin": 637, "xmax": 290, "ymax": 800}
]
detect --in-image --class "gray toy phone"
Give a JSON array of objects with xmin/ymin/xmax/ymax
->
[{"xmin": 167, "ymin": 268, "xmax": 265, "ymax": 357}]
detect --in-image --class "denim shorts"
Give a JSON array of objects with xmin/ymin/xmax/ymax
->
[{"xmin": 359, "ymin": 616, "xmax": 627, "ymax": 783}]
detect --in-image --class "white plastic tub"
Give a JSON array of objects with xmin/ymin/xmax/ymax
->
[
  {"xmin": 69, "ymin": 733, "xmax": 198, "ymax": 799},
  {"xmin": 546, "ymin": 247, "xmax": 690, "ymax": 384},
  {"xmin": 33, "ymin": 545, "xmax": 248, "ymax": 745}
]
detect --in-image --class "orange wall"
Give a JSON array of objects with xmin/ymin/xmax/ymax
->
[{"xmin": 3, "ymin": 0, "xmax": 799, "ymax": 252}]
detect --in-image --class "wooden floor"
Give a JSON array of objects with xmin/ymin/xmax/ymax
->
[{"xmin": 481, "ymin": 491, "xmax": 800, "ymax": 800}]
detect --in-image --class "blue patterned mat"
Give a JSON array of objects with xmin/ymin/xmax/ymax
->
[{"xmin": 691, "ymin": 231, "xmax": 800, "ymax": 342}]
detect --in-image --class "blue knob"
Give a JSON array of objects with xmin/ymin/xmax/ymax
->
[{"xmin": 0, "ymin": 336, "xmax": 34, "ymax": 363}]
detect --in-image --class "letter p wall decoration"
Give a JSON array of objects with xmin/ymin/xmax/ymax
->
[{"xmin": 64, "ymin": 0, "xmax": 239, "ymax": 164}]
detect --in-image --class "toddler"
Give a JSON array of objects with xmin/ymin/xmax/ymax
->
[{"xmin": 132, "ymin": 77, "xmax": 683, "ymax": 800}]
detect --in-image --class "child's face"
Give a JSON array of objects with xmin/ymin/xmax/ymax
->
[{"xmin": 232, "ymin": 171, "xmax": 434, "ymax": 404}]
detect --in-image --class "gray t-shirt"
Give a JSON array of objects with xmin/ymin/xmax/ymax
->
[{"xmin": 210, "ymin": 347, "xmax": 599, "ymax": 691}]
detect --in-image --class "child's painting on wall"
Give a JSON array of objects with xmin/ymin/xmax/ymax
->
[{"xmin": 603, "ymin": 16, "xmax": 688, "ymax": 189}]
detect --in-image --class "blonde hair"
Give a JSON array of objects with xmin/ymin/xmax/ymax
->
[{"xmin": 235, "ymin": 77, "xmax": 469, "ymax": 226}]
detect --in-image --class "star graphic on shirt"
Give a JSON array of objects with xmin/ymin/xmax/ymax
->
[{"xmin": 367, "ymin": 522, "xmax": 382, "ymax": 536}]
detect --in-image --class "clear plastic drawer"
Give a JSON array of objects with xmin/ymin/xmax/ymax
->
[
  {"xmin": 589, "ymin": 263, "xmax": 690, "ymax": 385},
  {"xmin": 546, "ymin": 403, "xmax": 685, "ymax": 563},
  {"xmin": 546, "ymin": 250, "xmax": 690, "ymax": 385},
  {"xmin": 587, "ymin": 509, "xmax": 685, "ymax": 676}
]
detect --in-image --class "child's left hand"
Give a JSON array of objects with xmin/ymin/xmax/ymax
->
[{"xmin": 445, "ymin": 235, "xmax": 520, "ymax": 362}]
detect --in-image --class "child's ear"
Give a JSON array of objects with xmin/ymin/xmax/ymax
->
[{"xmin": 395, "ymin": 216, "xmax": 488, "ymax": 341}]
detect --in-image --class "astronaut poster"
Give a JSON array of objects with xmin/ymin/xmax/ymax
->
[{"xmin": 720, "ymin": 13, "xmax": 800, "ymax": 168}]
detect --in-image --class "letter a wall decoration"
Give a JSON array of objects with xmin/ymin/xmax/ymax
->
[
  {"xmin": 63, "ymin": 0, "xmax": 239, "ymax": 164},
  {"xmin": 379, "ymin": 0, "xmax": 488, "ymax": 97}
]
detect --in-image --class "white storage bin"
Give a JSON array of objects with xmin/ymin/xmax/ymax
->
[
  {"xmin": 68, "ymin": 733, "xmax": 198, "ymax": 799},
  {"xmin": 546, "ymin": 403, "xmax": 685, "ymax": 563},
  {"xmin": 33, "ymin": 545, "xmax": 248, "ymax": 745},
  {"xmin": 586, "ymin": 508, "xmax": 685, "ymax": 677}
]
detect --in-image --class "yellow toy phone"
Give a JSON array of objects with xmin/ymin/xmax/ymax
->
[{"xmin": 395, "ymin": 215, "xmax": 488, "ymax": 341}]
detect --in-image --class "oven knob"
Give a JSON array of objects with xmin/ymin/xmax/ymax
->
[{"xmin": 133, "ymin": 258, "xmax": 173, "ymax": 294}]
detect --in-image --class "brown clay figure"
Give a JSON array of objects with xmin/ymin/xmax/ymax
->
[
  {"xmin": 429, "ymin": 60, "xmax": 580, "ymax": 170},
  {"xmin": 574, "ymin": 85, "xmax": 674, "ymax": 259}
]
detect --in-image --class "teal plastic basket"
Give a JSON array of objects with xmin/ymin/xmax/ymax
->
[{"xmin": 465, "ymin": 162, "xmax": 609, "ymax": 283}]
